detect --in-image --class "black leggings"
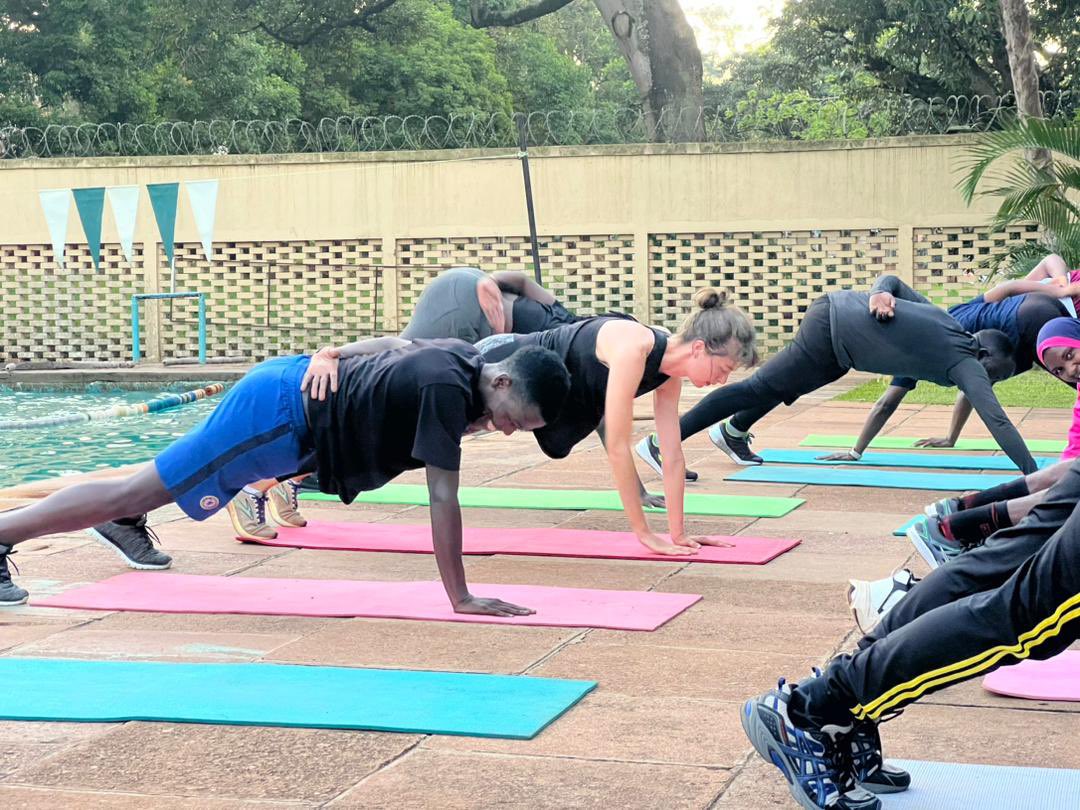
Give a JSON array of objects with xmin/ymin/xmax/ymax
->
[{"xmin": 679, "ymin": 296, "xmax": 845, "ymax": 440}]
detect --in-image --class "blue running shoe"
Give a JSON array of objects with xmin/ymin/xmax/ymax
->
[
  {"xmin": 906, "ymin": 517, "xmax": 963, "ymax": 570},
  {"xmin": 741, "ymin": 679, "xmax": 881, "ymax": 809}
]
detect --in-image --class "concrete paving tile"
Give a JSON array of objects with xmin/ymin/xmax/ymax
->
[
  {"xmin": 461, "ymin": 555, "xmax": 681, "ymax": 591},
  {"xmin": 0, "ymin": 786, "xmax": 311, "ymax": 808},
  {"xmin": 760, "ymin": 508, "xmax": 910, "ymax": 536},
  {"xmin": 236, "ymin": 547, "xmax": 445, "ymax": 582},
  {"xmin": 267, "ymin": 618, "xmax": 579, "ymax": 673},
  {"xmin": 13, "ymin": 546, "xmax": 262, "ymax": 583},
  {"xmin": 658, "ymin": 572, "xmax": 854, "ymax": 618},
  {"xmin": 747, "ymin": 527, "xmax": 905, "ymax": 557},
  {"xmin": 602, "ymin": 603, "xmax": 856, "ymax": 657},
  {"xmin": 882, "ymin": 703, "xmax": 1080, "ymax": 768},
  {"xmin": 9, "ymin": 628, "xmax": 301, "ymax": 662},
  {"xmin": 83, "ymin": 611, "xmax": 332, "ymax": 637},
  {"xmin": 530, "ymin": 642, "xmax": 821, "ymax": 700},
  {"xmin": 328, "ymin": 749, "xmax": 731, "ymax": 810},
  {"xmin": 426, "ymin": 693, "xmax": 752, "ymax": 768},
  {"xmin": 0, "ymin": 722, "xmax": 115, "ymax": 780},
  {"xmin": 796, "ymin": 487, "xmax": 937, "ymax": 515},
  {"xmin": 8, "ymin": 723, "xmax": 419, "ymax": 803},
  {"xmin": 0, "ymin": 621, "xmax": 83, "ymax": 653},
  {"xmin": 712, "ymin": 757, "xmax": 808, "ymax": 809},
  {"xmin": 676, "ymin": 550, "xmax": 915, "ymax": 584}
]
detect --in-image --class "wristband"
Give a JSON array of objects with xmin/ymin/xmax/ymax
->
[{"xmin": 848, "ymin": 448, "xmax": 862, "ymax": 460}]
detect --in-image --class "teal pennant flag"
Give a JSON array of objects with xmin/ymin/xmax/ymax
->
[
  {"xmin": 72, "ymin": 187, "xmax": 106, "ymax": 269},
  {"xmin": 146, "ymin": 182, "xmax": 180, "ymax": 268}
]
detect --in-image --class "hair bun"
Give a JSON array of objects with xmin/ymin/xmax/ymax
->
[{"xmin": 694, "ymin": 287, "xmax": 726, "ymax": 310}]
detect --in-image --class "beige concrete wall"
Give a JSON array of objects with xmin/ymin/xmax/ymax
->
[{"xmin": 0, "ymin": 137, "xmax": 1030, "ymax": 363}]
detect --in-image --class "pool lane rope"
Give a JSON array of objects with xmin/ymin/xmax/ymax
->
[{"xmin": 0, "ymin": 383, "xmax": 226, "ymax": 431}]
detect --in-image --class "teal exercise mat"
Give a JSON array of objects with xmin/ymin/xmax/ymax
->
[
  {"xmin": 300, "ymin": 483, "xmax": 804, "ymax": 518},
  {"xmin": 759, "ymin": 448, "xmax": 1056, "ymax": 472},
  {"xmin": 800, "ymin": 433, "xmax": 1066, "ymax": 454},
  {"xmin": 727, "ymin": 466, "xmax": 1013, "ymax": 492},
  {"xmin": 888, "ymin": 760, "xmax": 1080, "ymax": 809},
  {"xmin": 0, "ymin": 658, "xmax": 595, "ymax": 740}
]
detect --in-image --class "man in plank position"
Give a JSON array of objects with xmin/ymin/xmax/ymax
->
[{"xmin": 0, "ymin": 339, "xmax": 571, "ymax": 614}]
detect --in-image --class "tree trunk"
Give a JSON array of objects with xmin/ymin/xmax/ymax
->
[
  {"xmin": 999, "ymin": 0, "xmax": 1050, "ymax": 167},
  {"xmin": 592, "ymin": 0, "xmax": 704, "ymax": 142}
]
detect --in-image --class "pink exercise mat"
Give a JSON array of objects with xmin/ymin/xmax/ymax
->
[
  {"xmin": 982, "ymin": 652, "xmax": 1080, "ymax": 701},
  {"xmin": 34, "ymin": 572, "xmax": 701, "ymax": 631},
  {"xmin": 239, "ymin": 520, "xmax": 799, "ymax": 565}
]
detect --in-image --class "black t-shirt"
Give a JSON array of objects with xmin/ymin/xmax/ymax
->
[
  {"xmin": 306, "ymin": 340, "xmax": 485, "ymax": 503},
  {"xmin": 480, "ymin": 315, "xmax": 668, "ymax": 459}
]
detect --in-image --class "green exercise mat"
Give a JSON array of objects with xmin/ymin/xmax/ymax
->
[
  {"xmin": 799, "ymin": 434, "xmax": 1066, "ymax": 453},
  {"xmin": 301, "ymin": 483, "xmax": 803, "ymax": 518}
]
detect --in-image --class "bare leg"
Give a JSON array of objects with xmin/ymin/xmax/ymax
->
[
  {"xmin": 1025, "ymin": 458, "xmax": 1072, "ymax": 493},
  {"xmin": 1007, "ymin": 489, "xmax": 1050, "ymax": 523},
  {"xmin": 0, "ymin": 465, "xmax": 173, "ymax": 547}
]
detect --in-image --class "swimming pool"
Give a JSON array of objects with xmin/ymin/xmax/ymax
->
[{"xmin": 0, "ymin": 383, "xmax": 226, "ymax": 490}]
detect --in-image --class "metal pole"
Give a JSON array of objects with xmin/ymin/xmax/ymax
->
[
  {"xmin": 197, "ymin": 294, "xmax": 207, "ymax": 365},
  {"xmin": 516, "ymin": 114, "xmax": 543, "ymax": 284},
  {"xmin": 131, "ymin": 296, "xmax": 141, "ymax": 363}
]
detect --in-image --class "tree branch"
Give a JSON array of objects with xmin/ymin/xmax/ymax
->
[
  {"xmin": 469, "ymin": 0, "xmax": 577, "ymax": 29},
  {"xmin": 258, "ymin": 0, "xmax": 400, "ymax": 45}
]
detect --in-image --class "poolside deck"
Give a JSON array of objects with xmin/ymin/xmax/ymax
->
[{"xmin": 0, "ymin": 381, "xmax": 1072, "ymax": 809}]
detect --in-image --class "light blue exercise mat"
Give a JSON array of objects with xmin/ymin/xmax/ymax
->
[
  {"xmin": 888, "ymin": 760, "xmax": 1080, "ymax": 810},
  {"xmin": 893, "ymin": 516, "xmax": 922, "ymax": 536},
  {"xmin": 727, "ymin": 466, "xmax": 1014, "ymax": 492},
  {"xmin": 0, "ymin": 658, "xmax": 595, "ymax": 740},
  {"xmin": 757, "ymin": 448, "xmax": 1056, "ymax": 472}
]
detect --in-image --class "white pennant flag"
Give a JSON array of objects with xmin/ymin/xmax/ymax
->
[
  {"xmin": 106, "ymin": 185, "xmax": 140, "ymax": 263},
  {"xmin": 38, "ymin": 189, "xmax": 72, "ymax": 270},
  {"xmin": 185, "ymin": 180, "xmax": 219, "ymax": 262}
]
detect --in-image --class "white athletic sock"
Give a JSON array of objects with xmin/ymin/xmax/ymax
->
[
  {"xmin": 242, "ymin": 486, "xmax": 265, "ymax": 498},
  {"xmin": 724, "ymin": 421, "xmax": 749, "ymax": 439}
]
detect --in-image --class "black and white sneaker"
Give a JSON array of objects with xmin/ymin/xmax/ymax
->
[
  {"xmin": 87, "ymin": 515, "xmax": 172, "ymax": 570},
  {"xmin": 0, "ymin": 545, "xmax": 29, "ymax": 606},
  {"xmin": 851, "ymin": 719, "xmax": 911, "ymax": 794},
  {"xmin": 708, "ymin": 422, "xmax": 763, "ymax": 465},
  {"xmin": 633, "ymin": 434, "xmax": 699, "ymax": 482}
]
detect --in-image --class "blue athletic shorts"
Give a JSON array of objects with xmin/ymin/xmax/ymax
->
[{"xmin": 154, "ymin": 355, "xmax": 312, "ymax": 520}]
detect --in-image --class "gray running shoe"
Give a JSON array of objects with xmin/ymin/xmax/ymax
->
[
  {"xmin": 924, "ymin": 497, "xmax": 961, "ymax": 522},
  {"xmin": 0, "ymin": 545, "xmax": 29, "ymax": 605},
  {"xmin": 633, "ymin": 434, "xmax": 699, "ymax": 481},
  {"xmin": 267, "ymin": 481, "xmax": 307, "ymax": 528},
  {"xmin": 88, "ymin": 516, "xmax": 172, "ymax": 570},
  {"xmin": 227, "ymin": 489, "xmax": 277, "ymax": 541},
  {"xmin": 709, "ymin": 422, "xmax": 763, "ymax": 465},
  {"xmin": 906, "ymin": 517, "xmax": 963, "ymax": 570}
]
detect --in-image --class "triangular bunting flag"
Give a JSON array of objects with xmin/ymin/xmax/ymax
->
[
  {"xmin": 106, "ymin": 185, "xmax": 140, "ymax": 264},
  {"xmin": 146, "ymin": 182, "xmax": 180, "ymax": 269},
  {"xmin": 185, "ymin": 180, "xmax": 218, "ymax": 262},
  {"xmin": 38, "ymin": 189, "xmax": 72, "ymax": 270},
  {"xmin": 72, "ymin": 187, "xmax": 106, "ymax": 270}
]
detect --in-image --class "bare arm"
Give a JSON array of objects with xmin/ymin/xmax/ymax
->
[
  {"xmin": 983, "ymin": 277, "xmax": 1078, "ymax": 303},
  {"xmin": 817, "ymin": 384, "xmax": 910, "ymax": 460},
  {"xmin": 596, "ymin": 321, "xmax": 694, "ymax": 556},
  {"xmin": 490, "ymin": 271, "xmax": 557, "ymax": 305},
  {"xmin": 867, "ymin": 274, "xmax": 932, "ymax": 321},
  {"xmin": 426, "ymin": 465, "xmax": 533, "ymax": 616},
  {"xmin": 301, "ymin": 337, "xmax": 411, "ymax": 400},
  {"xmin": 950, "ymin": 360, "xmax": 1036, "ymax": 473},
  {"xmin": 915, "ymin": 393, "xmax": 973, "ymax": 447},
  {"xmin": 1025, "ymin": 253, "xmax": 1071, "ymax": 281},
  {"xmin": 596, "ymin": 419, "xmax": 664, "ymax": 508}
]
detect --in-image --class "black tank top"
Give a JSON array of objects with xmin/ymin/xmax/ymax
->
[
  {"xmin": 511, "ymin": 297, "xmax": 579, "ymax": 333},
  {"xmin": 507, "ymin": 315, "xmax": 669, "ymax": 459}
]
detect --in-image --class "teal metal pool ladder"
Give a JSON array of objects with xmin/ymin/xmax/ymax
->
[{"xmin": 131, "ymin": 292, "xmax": 206, "ymax": 364}]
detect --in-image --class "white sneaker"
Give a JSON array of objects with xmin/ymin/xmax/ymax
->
[{"xmin": 848, "ymin": 569, "xmax": 917, "ymax": 634}]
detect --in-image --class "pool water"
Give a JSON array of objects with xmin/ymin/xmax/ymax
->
[{"xmin": 0, "ymin": 383, "xmax": 226, "ymax": 489}]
